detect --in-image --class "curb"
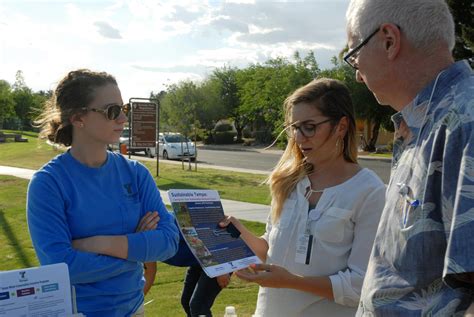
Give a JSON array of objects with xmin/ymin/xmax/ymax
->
[
  {"xmin": 198, "ymin": 145, "xmax": 262, "ymax": 153},
  {"xmin": 197, "ymin": 144, "xmax": 392, "ymax": 161},
  {"xmin": 197, "ymin": 144, "xmax": 282, "ymax": 155}
]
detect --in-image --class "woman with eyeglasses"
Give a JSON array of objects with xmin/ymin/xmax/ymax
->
[
  {"xmin": 219, "ymin": 78, "xmax": 385, "ymax": 316},
  {"xmin": 27, "ymin": 69, "xmax": 179, "ymax": 317}
]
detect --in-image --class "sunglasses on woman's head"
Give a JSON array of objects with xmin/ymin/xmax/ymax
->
[{"xmin": 82, "ymin": 103, "xmax": 130, "ymax": 120}]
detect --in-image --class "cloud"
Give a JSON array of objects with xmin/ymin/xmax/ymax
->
[
  {"xmin": 209, "ymin": 16, "xmax": 249, "ymax": 33},
  {"xmin": 94, "ymin": 21, "xmax": 122, "ymax": 39},
  {"xmin": 214, "ymin": 1, "xmax": 347, "ymax": 46},
  {"xmin": 164, "ymin": 5, "xmax": 202, "ymax": 23},
  {"xmin": 131, "ymin": 64, "xmax": 209, "ymax": 75},
  {"xmin": 121, "ymin": 1, "xmax": 347, "ymax": 49},
  {"xmin": 0, "ymin": 0, "xmax": 350, "ymax": 100},
  {"xmin": 118, "ymin": 66, "xmax": 204, "ymax": 99}
]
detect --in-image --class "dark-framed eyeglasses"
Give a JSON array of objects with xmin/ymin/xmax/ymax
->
[
  {"xmin": 83, "ymin": 103, "xmax": 129, "ymax": 120},
  {"xmin": 343, "ymin": 27, "xmax": 380, "ymax": 70},
  {"xmin": 285, "ymin": 119, "xmax": 333, "ymax": 138}
]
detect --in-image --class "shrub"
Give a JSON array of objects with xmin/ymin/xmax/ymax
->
[
  {"xmin": 213, "ymin": 131, "xmax": 236, "ymax": 144},
  {"xmin": 242, "ymin": 127, "xmax": 252, "ymax": 138},
  {"xmin": 214, "ymin": 122, "xmax": 234, "ymax": 132},
  {"xmin": 252, "ymin": 130, "xmax": 274, "ymax": 145},
  {"xmin": 386, "ymin": 140, "xmax": 394, "ymax": 152}
]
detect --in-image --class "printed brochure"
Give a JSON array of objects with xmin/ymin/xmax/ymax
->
[{"xmin": 168, "ymin": 189, "xmax": 261, "ymax": 277}]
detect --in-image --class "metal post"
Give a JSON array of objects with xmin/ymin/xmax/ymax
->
[
  {"xmin": 156, "ymin": 101, "xmax": 160, "ymax": 178},
  {"xmin": 194, "ymin": 108, "xmax": 197, "ymax": 171},
  {"xmin": 128, "ymin": 103, "xmax": 131, "ymax": 159}
]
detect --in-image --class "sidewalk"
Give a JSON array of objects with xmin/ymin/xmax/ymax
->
[{"xmin": 0, "ymin": 165, "xmax": 269, "ymax": 223}]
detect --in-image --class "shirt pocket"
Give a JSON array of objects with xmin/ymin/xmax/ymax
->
[
  {"xmin": 274, "ymin": 199, "xmax": 296, "ymax": 229},
  {"xmin": 313, "ymin": 207, "xmax": 352, "ymax": 243},
  {"xmin": 268, "ymin": 199, "xmax": 296, "ymax": 242}
]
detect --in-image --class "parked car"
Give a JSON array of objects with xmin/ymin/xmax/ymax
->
[
  {"xmin": 110, "ymin": 127, "xmax": 156, "ymax": 158},
  {"xmin": 158, "ymin": 132, "xmax": 197, "ymax": 161}
]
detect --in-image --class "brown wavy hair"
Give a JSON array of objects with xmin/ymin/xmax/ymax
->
[
  {"xmin": 268, "ymin": 78, "xmax": 357, "ymax": 223},
  {"xmin": 35, "ymin": 69, "xmax": 117, "ymax": 146}
]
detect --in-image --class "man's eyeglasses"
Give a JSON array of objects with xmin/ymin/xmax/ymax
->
[
  {"xmin": 83, "ymin": 103, "xmax": 130, "ymax": 120},
  {"xmin": 343, "ymin": 27, "xmax": 380, "ymax": 70},
  {"xmin": 286, "ymin": 119, "xmax": 332, "ymax": 138}
]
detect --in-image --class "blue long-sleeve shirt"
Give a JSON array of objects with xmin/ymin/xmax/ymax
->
[{"xmin": 27, "ymin": 151, "xmax": 179, "ymax": 317}]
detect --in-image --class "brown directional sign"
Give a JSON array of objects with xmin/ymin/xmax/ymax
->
[{"xmin": 131, "ymin": 102, "xmax": 157, "ymax": 147}]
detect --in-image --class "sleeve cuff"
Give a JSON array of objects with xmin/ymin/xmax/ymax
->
[
  {"xmin": 127, "ymin": 232, "xmax": 147, "ymax": 262},
  {"xmin": 329, "ymin": 274, "xmax": 345, "ymax": 305}
]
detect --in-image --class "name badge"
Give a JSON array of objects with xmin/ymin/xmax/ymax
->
[{"xmin": 295, "ymin": 233, "xmax": 313, "ymax": 265}]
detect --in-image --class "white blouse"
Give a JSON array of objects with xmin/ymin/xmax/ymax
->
[{"xmin": 255, "ymin": 168, "xmax": 386, "ymax": 317}]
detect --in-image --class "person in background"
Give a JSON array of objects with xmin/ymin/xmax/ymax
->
[
  {"xmin": 143, "ymin": 262, "xmax": 156, "ymax": 296},
  {"xmin": 145, "ymin": 222, "xmax": 231, "ymax": 317},
  {"xmin": 220, "ymin": 78, "xmax": 386, "ymax": 316},
  {"xmin": 27, "ymin": 69, "xmax": 179, "ymax": 317},
  {"xmin": 344, "ymin": 0, "xmax": 474, "ymax": 315}
]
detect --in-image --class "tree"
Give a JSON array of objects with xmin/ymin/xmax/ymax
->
[
  {"xmin": 10, "ymin": 70, "xmax": 43, "ymax": 130},
  {"xmin": 150, "ymin": 90, "xmax": 168, "ymax": 129},
  {"xmin": 236, "ymin": 53, "xmax": 319, "ymax": 144},
  {"xmin": 321, "ymin": 59, "xmax": 395, "ymax": 152},
  {"xmin": 210, "ymin": 66, "xmax": 244, "ymax": 141},
  {"xmin": 198, "ymin": 78, "xmax": 226, "ymax": 135},
  {"xmin": 161, "ymin": 81, "xmax": 197, "ymax": 136},
  {"xmin": 447, "ymin": 0, "xmax": 474, "ymax": 65},
  {"xmin": 160, "ymin": 80, "xmax": 225, "ymax": 140},
  {"xmin": 0, "ymin": 80, "xmax": 15, "ymax": 128},
  {"xmin": 12, "ymin": 88, "xmax": 37, "ymax": 129},
  {"xmin": 12, "ymin": 70, "xmax": 27, "ymax": 91}
]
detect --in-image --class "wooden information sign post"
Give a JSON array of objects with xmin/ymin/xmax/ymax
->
[{"xmin": 129, "ymin": 98, "xmax": 159, "ymax": 177}]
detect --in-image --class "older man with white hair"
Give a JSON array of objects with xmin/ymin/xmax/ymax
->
[{"xmin": 344, "ymin": 0, "xmax": 474, "ymax": 315}]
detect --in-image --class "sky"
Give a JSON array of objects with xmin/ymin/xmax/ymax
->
[{"xmin": 0, "ymin": 0, "xmax": 351, "ymax": 101}]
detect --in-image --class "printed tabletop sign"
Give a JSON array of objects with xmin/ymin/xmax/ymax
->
[{"xmin": 0, "ymin": 263, "xmax": 73, "ymax": 316}]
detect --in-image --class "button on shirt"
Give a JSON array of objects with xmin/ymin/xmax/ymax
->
[{"xmin": 357, "ymin": 60, "xmax": 474, "ymax": 316}]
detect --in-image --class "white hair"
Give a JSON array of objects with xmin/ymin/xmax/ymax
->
[{"xmin": 346, "ymin": 0, "xmax": 455, "ymax": 52}]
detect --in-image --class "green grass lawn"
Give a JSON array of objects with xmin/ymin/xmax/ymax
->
[
  {"xmin": 0, "ymin": 131, "xmax": 271, "ymax": 205},
  {"xmin": 0, "ymin": 175, "xmax": 265, "ymax": 316},
  {"xmin": 367, "ymin": 153, "xmax": 392, "ymax": 158},
  {"xmin": 0, "ymin": 131, "xmax": 269, "ymax": 316}
]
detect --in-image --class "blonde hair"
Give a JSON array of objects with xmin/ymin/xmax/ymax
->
[
  {"xmin": 35, "ymin": 69, "xmax": 117, "ymax": 146},
  {"xmin": 268, "ymin": 78, "xmax": 358, "ymax": 223}
]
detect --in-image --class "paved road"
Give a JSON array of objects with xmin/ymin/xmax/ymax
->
[
  {"xmin": 132, "ymin": 147, "xmax": 392, "ymax": 183},
  {"xmin": 357, "ymin": 159, "xmax": 391, "ymax": 184},
  {"xmin": 197, "ymin": 149, "xmax": 277, "ymax": 173},
  {"xmin": 196, "ymin": 148, "xmax": 392, "ymax": 184}
]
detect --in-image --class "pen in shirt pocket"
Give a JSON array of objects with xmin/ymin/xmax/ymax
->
[{"xmin": 398, "ymin": 182, "xmax": 420, "ymax": 226}]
